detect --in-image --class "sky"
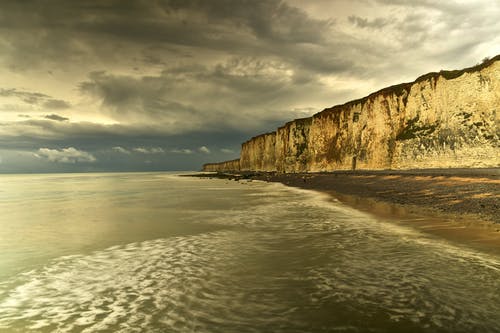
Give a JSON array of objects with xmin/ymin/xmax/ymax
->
[{"xmin": 0, "ymin": 0, "xmax": 499, "ymax": 173}]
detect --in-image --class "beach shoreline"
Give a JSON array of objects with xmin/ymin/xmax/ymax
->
[
  {"xmin": 258, "ymin": 170, "xmax": 498, "ymax": 220},
  {"xmin": 187, "ymin": 168, "xmax": 500, "ymax": 253}
]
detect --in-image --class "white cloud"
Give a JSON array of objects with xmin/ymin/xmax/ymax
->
[
  {"xmin": 112, "ymin": 146, "xmax": 131, "ymax": 154},
  {"xmin": 133, "ymin": 147, "xmax": 165, "ymax": 154},
  {"xmin": 151, "ymin": 147, "xmax": 165, "ymax": 154},
  {"xmin": 35, "ymin": 147, "xmax": 96, "ymax": 163},
  {"xmin": 171, "ymin": 148, "xmax": 193, "ymax": 154},
  {"xmin": 220, "ymin": 148, "xmax": 235, "ymax": 154},
  {"xmin": 198, "ymin": 146, "xmax": 211, "ymax": 154},
  {"xmin": 133, "ymin": 147, "xmax": 149, "ymax": 154}
]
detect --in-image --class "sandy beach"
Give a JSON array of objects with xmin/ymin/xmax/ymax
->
[{"xmin": 253, "ymin": 169, "xmax": 500, "ymax": 223}]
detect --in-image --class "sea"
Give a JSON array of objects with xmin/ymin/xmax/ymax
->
[{"xmin": 0, "ymin": 172, "xmax": 499, "ymax": 332}]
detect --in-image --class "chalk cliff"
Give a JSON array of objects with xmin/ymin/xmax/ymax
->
[
  {"xmin": 203, "ymin": 159, "xmax": 240, "ymax": 172},
  {"xmin": 203, "ymin": 56, "xmax": 500, "ymax": 173}
]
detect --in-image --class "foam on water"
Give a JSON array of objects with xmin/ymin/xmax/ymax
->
[
  {"xmin": 1, "ymin": 173, "xmax": 500, "ymax": 332},
  {"xmin": 0, "ymin": 232, "xmax": 260, "ymax": 332}
]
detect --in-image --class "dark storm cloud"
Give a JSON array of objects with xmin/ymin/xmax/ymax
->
[
  {"xmin": 43, "ymin": 99, "xmax": 70, "ymax": 110},
  {"xmin": 0, "ymin": 118, "xmax": 249, "ymax": 154},
  {"xmin": 1, "ymin": 0, "xmax": 498, "ymax": 172},
  {"xmin": 0, "ymin": 88, "xmax": 71, "ymax": 111},
  {"xmin": 0, "ymin": 0, "xmax": 497, "ymax": 77},
  {"xmin": 71, "ymin": 0, "xmax": 332, "ymax": 45},
  {"xmin": 348, "ymin": 16, "xmax": 392, "ymax": 29},
  {"xmin": 0, "ymin": 0, "xmax": 343, "ymax": 76},
  {"xmin": 0, "ymin": 117, "xmax": 246, "ymax": 172},
  {"xmin": 167, "ymin": 0, "xmax": 333, "ymax": 44},
  {"xmin": 45, "ymin": 114, "xmax": 69, "ymax": 122},
  {"xmin": 0, "ymin": 88, "xmax": 49, "ymax": 105},
  {"xmin": 78, "ymin": 59, "xmax": 344, "ymax": 135}
]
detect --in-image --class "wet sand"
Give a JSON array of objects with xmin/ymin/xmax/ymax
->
[
  {"xmin": 189, "ymin": 168, "xmax": 500, "ymax": 254},
  {"xmin": 254, "ymin": 170, "xmax": 499, "ymax": 222}
]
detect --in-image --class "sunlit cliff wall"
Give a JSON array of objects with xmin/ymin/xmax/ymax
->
[
  {"xmin": 203, "ymin": 56, "xmax": 500, "ymax": 172},
  {"xmin": 240, "ymin": 132, "xmax": 276, "ymax": 171},
  {"xmin": 274, "ymin": 117, "xmax": 312, "ymax": 173},
  {"xmin": 203, "ymin": 159, "xmax": 240, "ymax": 172}
]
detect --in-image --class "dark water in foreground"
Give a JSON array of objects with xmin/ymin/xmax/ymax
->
[{"xmin": 0, "ymin": 172, "xmax": 499, "ymax": 332}]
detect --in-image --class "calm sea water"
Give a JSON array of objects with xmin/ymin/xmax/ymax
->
[{"xmin": 0, "ymin": 172, "xmax": 499, "ymax": 332}]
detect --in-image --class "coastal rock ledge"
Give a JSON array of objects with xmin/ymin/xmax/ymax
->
[{"xmin": 204, "ymin": 56, "xmax": 500, "ymax": 173}]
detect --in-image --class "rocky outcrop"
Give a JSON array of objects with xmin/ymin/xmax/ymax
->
[{"xmin": 203, "ymin": 56, "xmax": 500, "ymax": 173}]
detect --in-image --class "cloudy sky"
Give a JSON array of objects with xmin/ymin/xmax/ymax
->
[{"xmin": 0, "ymin": 0, "xmax": 499, "ymax": 172}]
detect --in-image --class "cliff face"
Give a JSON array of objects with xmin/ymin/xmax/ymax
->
[
  {"xmin": 203, "ymin": 159, "xmax": 240, "ymax": 172},
  {"xmin": 240, "ymin": 132, "xmax": 276, "ymax": 171},
  {"xmin": 203, "ymin": 56, "xmax": 500, "ymax": 173}
]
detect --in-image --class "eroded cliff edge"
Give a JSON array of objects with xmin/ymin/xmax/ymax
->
[{"xmin": 204, "ymin": 56, "xmax": 500, "ymax": 173}]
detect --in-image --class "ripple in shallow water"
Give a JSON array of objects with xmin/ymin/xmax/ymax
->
[
  {"xmin": 0, "ymin": 231, "xmax": 274, "ymax": 332},
  {"xmin": 1, "ymin": 176, "xmax": 500, "ymax": 333},
  {"xmin": 1, "ymin": 224, "xmax": 500, "ymax": 333}
]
